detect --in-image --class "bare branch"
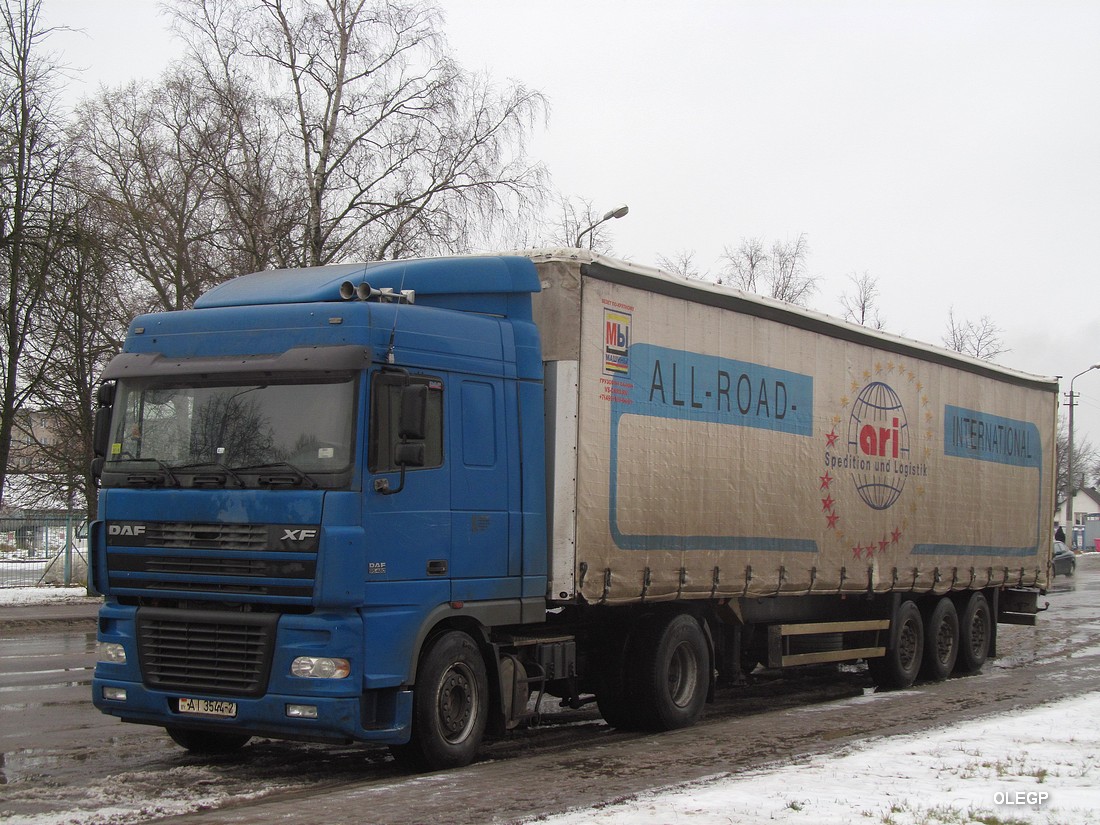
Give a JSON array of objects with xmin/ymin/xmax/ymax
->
[{"xmin": 839, "ymin": 270, "xmax": 886, "ymax": 329}]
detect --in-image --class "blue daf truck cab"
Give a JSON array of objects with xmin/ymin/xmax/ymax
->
[{"xmin": 91, "ymin": 255, "xmax": 557, "ymax": 770}]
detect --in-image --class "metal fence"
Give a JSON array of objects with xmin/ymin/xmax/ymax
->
[{"xmin": 0, "ymin": 515, "xmax": 89, "ymax": 587}]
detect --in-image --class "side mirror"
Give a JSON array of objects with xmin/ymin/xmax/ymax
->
[
  {"xmin": 97, "ymin": 381, "xmax": 116, "ymax": 407},
  {"xmin": 93, "ymin": 406, "xmax": 112, "ymax": 459},
  {"xmin": 394, "ymin": 442, "xmax": 426, "ymax": 468},
  {"xmin": 399, "ymin": 384, "xmax": 428, "ymax": 441},
  {"xmin": 91, "ymin": 384, "xmax": 116, "ymax": 481},
  {"xmin": 376, "ymin": 381, "xmax": 430, "ymax": 495}
]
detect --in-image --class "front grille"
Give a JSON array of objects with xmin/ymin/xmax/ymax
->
[
  {"xmin": 130, "ymin": 523, "xmax": 269, "ymax": 551},
  {"xmin": 137, "ymin": 608, "xmax": 278, "ymax": 697},
  {"xmin": 111, "ymin": 554, "xmax": 315, "ymax": 579},
  {"xmin": 104, "ymin": 521, "xmax": 320, "ymax": 604}
]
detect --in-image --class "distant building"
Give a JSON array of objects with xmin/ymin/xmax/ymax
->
[
  {"xmin": 8, "ymin": 409, "xmax": 61, "ymax": 473},
  {"xmin": 1055, "ymin": 487, "xmax": 1100, "ymax": 550}
]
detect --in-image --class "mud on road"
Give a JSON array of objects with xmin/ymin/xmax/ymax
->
[{"xmin": 3, "ymin": 559, "xmax": 1098, "ymax": 825}]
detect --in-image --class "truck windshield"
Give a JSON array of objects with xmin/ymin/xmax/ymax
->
[{"xmin": 103, "ymin": 374, "xmax": 358, "ymax": 486}]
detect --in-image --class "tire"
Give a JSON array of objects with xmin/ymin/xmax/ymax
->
[
  {"xmin": 166, "ymin": 726, "xmax": 251, "ymax": 754},
  {"xmin": 594, "ymin": 631, "xmax": 643, "ymax": 730},
  {"xmin": 868, "ymin": 600, "xmax": 924, "ymax": 689},
  {"xmin": 633, "ymin": 613, "xmax": 709, "ymax": 731},
  {"xmin": 954, "ymin": 592, "xmax": 992, "ymax": 675},
  {"xmin": 390, "ymin": 630, "xmax": 488, "ymax": 771},
  {"xmin": 920, "ymin": 597, "xmax": 959, "ymax": 681}
]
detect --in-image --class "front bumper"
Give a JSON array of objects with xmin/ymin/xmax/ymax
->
[{"xmin": 92, "ymin": 676, "xmax": 412, "ymax": 745}]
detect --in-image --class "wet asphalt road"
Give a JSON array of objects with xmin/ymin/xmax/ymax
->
[{"xmin": 1, "ymin": 557, "xmax": 1098, "ymax": 824}]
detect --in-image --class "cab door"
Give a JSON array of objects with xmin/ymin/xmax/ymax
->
[
  {"xmin": 449, "ymin": 378, "xmax": 517, "ymax": 601},
  {"xmin": 365, "ymin": 373, "xmax": 450, "ymax": 585}
]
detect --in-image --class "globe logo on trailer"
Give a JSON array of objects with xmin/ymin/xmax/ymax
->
[{"xmin": 846, "ymin": 382, "xmax": 910, "ymax": 510}]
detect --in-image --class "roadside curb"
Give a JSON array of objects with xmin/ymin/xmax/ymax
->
[{"xmin": 0, "ymin": 601, "xmax": 101, "ymax": 632}]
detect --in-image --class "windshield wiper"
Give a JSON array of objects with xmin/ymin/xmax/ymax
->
[
  {"xmin": 235, "ymin": 461, "xmax": 320, "ymax": 489},
  {"xmin": 170, "ymin": 461, "xmax": 247, "ymax": 488},
  {"xmin": 122, "ymin": 459, "xmax": 180, "ymax": 488}
]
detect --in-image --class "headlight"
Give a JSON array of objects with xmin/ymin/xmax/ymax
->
[
  {"xmin": 97, "ymin": 642, "xmax": 127, "ymax": 664},
  {"xmin": 291, "ymin": 656, "xmax": 350, "ymax": 679}
]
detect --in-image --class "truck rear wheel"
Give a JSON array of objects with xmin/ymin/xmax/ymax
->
[
  {"xmin": 165, "ymin": 726, "xmax": 251, "ymax": 754},
  {"xmin": 920, "ymin": 597, "xmax": 959, "ymax": 681},
  {"xmin": 391, "ymin": 630, "xmax": 488, "ymax": 771},
  {"xmin": 868, "ymin": 600, "xmax": 923, "ymax": 689},
  {"xmin": 634, "ymin": 613, "xmax": 709, "ymax": 731},
  {"xmin": 954, "ymin": 592, "xmax": 991, "ymax": 674}
]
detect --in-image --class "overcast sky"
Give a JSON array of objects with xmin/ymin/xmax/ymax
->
[{"xmin": 43, "ymin": 0, "xmax": 1100, "ymax": 450}]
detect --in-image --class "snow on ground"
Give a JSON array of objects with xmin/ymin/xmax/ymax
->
[
  {"xmin": 530, "ymin": 692, "xmax": 1100, "ymax": 825},
  {"xmin": 0, "ymin": 585, "xmax": 98, "ymax": 606}
]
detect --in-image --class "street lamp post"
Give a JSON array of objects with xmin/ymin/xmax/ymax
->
[
  {"xmin": 1066, "ymin": 362, "xmax": 1100, "ymax": 546},
  {"xmin": 575, "ymin": 204, "xmax": 629, "ymax": 249}
]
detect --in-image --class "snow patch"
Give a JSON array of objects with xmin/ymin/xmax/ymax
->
[{"xmin": 531, "ymin": 692, "xmax": 1100, "ymax": 825}]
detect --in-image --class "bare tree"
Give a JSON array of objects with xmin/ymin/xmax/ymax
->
[
  {"xmin": 656, "ymin": 249, "xmax": 704, "ymax": 281},
  {"xmin": 539, "ymin": 195, "xmax": 622, "ymax": 254},
  {"xmin": 74, "ymin": 67, "xmax": 240, "ymax": 310},
  {"xmin": 942, "ymin": 307, "xmax": 1008, "ymax": 361},
  {"xmin": 0, "ymin": 0, "xmax": 72, "ymax": 506},
  {"xmin": 720, "ymin": 233, "xmax": 818, "ymax": 306},
  {"xmin": 16, "ymin": 205, "xmax": 132, "ymax": 516},
  {"xmin": 1055, "ymin": 413, "xmax": 1099, "ymax": 512},
  {"xmin": 169, "ymin": 0, "xmax": 548, "ymax": 267},
  {"xmin": 768, "ymin": 234, "xmax": 818, "ymax": 306},
  {"xmin": 720, "ymin": 237, "xmax": 767, "ymax": 292},
  {"xmin": 839, "ymin": 271, "xmax": 886, "ymax": 329}
]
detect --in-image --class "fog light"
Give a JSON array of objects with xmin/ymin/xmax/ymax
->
[
  {"xmin": 97, "ymin": 642, "xmax": 127, "ymax": 664},
  {"xmin": 290, "ymin": 656, "xmax": 350, "ymax": 679},
  {"xmin": 286, "ymin": 704, "xmax": 318, "ymax": 719},
  {"xmin": 103, "ymin": 686, "xmax": 127, "ymax": 702}
]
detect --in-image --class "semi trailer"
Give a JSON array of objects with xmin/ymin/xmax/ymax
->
[{"xmin": 90, "ymin": 249, "xmax": 1056, "ymax": 770}]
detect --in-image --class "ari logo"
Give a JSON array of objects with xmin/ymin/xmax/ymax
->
[
  {"xmin": 819, "ymin": 365, "xmax": 932, "ymax": 561},
  {"xmin": 847, "ymin": 382, "xmax": 910, "ymax": 510},
  {"xmin": 603, "ymin": 308, "xmax": 631, "ymax": 376}
]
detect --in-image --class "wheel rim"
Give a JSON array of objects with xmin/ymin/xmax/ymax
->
[
  {"xmin": 667, "ymin": 640, "xmax": 700, "ymax": 708},
  {"xmin": 436, "ymin": 662, "xmax": 479, "ymax": 744},
  {"xmin": 935, "ymin": 619, "xmax": 955, "ymax": 664},
  {"xmin": 968, "ymin": 610, "xmax": 987, "ymax": 659},
  {"xmin": 898, "ymin": 618, "xmax": 920, "ymax": 670}
]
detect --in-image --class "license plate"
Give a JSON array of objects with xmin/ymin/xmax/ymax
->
[{"xmin": 177, "ymin": 697, "xmax": 238, "ymax": 717}]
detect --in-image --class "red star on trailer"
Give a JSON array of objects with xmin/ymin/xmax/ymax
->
[
  {"xmin": 826, "ymin": 512, "xmax": 840, "ymax": 529},
  {"xmin": 821, "ymin": 494, "xmax": 835, "ymax": 512},
  {"xmin": 825, "ymin": 429, "xmax": 839, "ymax": 447},
  {"xmin": 819, "ymin": 471, "xmax": 833, "ymax": 489}
]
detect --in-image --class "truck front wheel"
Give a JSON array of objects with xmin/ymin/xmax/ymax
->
[
  {"xmin": 635, "ymin": 613, "xmax": 709, "ymax": 731},
  {"xmin": 868, "ymin": 600, "xmax": 924, "ymax": 689},
  {"xmin": 165, "ymin": 727, "xmax": 251, "ymax": 754},
  {"xmin": 391, "ymin": 630, "xmax": 488, "ymax": 771}
]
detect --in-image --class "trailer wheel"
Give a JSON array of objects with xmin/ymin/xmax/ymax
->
[
  {"xmin": 634, "ymin": 613, "xmax": 709, "ymax": 731},
  {"xmin": 390, "ymin": 630, "xmax": 488, "ymax": 771},
  {"xmin": 920, "ymin": 597, "xmax": 959, "ymax": 681},
  {"xmin": 868, "ymin": 600, "xmax": 923, "ymax": 689},
  {"xmin": 165, "ymin": 727, "xmax": 251, "ymax": 754},
  {"xmin": 954, "ymin": 592, "xmax": 991, "ymax": 675}
]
